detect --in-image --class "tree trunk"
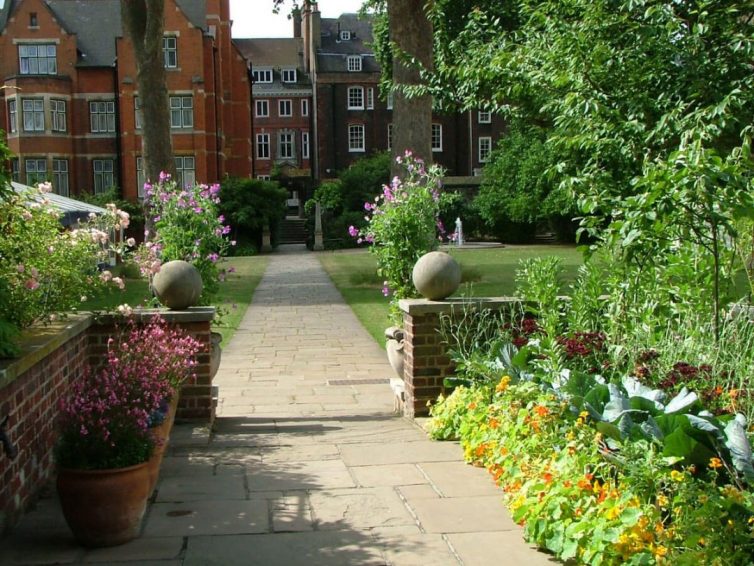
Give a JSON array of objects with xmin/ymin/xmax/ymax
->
[
  {"xmin": 387, "ymin": 0, "xmax": 433, "ymax": 177},
  {"xmin": 120, "ymin": 0, "xmax": 175, "ymax": 183}
]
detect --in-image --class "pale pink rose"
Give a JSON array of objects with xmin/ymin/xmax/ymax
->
[
  {"xmin": 112, "ymin": 277, "xmax": 125, "ymax": 290},
  {"xmin": 126, "ymin": 237, "xmax": 136, "ymax": 247},
  {"xmin": 100, "ymin": 270, "xmax": 113, "ymax": 282},
  {"xmin": 25, "ymin": 279, "xmax": 39, "ymax": 290}
]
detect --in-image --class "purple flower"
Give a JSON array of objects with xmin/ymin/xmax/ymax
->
[
  {"xmin": 348, "ymin": 225, "xmax": 359, "ymax": 238},
  {"xmin": 382, "ymin": 285, "xmax": 390, "ymax": 297}
]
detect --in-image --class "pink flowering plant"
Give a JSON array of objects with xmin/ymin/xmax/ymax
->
[
  {"xmin": 350, "ymin": 151, "xmax": 444, "ymax": 322},
  {"xmin": 0, "ymin": 183, "xmax": 130, "ymax": 357},
  {"xmin": 56, "ymin": 315, "xmax": 202, "ymax": 470},
  {"xmin": 140, "ymin": 173, "xmax": 233, "ymax": 305}
]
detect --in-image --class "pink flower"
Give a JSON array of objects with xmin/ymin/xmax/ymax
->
[
  {"xmin": 25, "ymin": 279, "xmax": 39, "ymax": 290},
  {"xmin": 17, "ymin": 264, "xmax": 24, "ymax": 273},
  {"xmin": 112, "ymin": 277, "xmax": 125, "ymax": 290},
  {"xmin": 100, "ymin": 270, "xmax": 113, "ymax": 282}
]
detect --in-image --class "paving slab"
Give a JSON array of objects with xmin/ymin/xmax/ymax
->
[
  {"xmin": 155, "ymin": 472, "xmax": 246, "ymax": 502},
  {"xmin": 447, "ymin": 531, "xmax": 559, "ymax": 565},
  {"xmin": 374, "ymin": 533, "xmax": 460, "ymax": 566},
  {"xmin": 308, "ymin": 487, "xmax": 416, "ymax": 531},
  {"xmin": 350, "ymin": 464, "xmax": 429, "ymax": 488},
  {"xmin": 246, "ymin": 459, "xmax": 356, "ymax": 492},
  {"xmin": 81, "ymin": 536, "xmax": 183, "ymax": 563},
  {"xmin": 184, "ymin": 531, "xmax": 386, "ymax": 566},
  {"xmin": 418, "ymin": 461, "xmax": 502, "ymax": 497},
  {"xmin": 143, "ymin": 500, "xmax": 269, "ymax": 537},
  {"xmin": 405, "ymin": 496, "xmax": 519, "ymax": 534}
]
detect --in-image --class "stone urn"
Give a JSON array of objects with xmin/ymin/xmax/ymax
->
[
  {"xmin": 209, "ymin": 331, "xmax": 223, "ymax": 379},
  {"xmin": 385, "ymin": 326, "xmax": 405, "ymax": 380},
  {"xmin": 412, "ymin": 251, "xmax": 461, "ymax": 300},
  {"xmin": 152, "ymin": 260, "xmax": 203, "ymax": 310}
]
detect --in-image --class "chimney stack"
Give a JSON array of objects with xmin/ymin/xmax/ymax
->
[{"xmin": 292, "ymin": 7, "xmax": 302, "ymax": 38}]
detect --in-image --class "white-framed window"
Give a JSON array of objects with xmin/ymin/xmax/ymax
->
[
  {"xmin": 431, "ymin": 123, "xmax": 442, "ymax": 152},
  {"xmin": 174, "ymin": 156, "xmax": 196, "ymax": 188},
  {"xmin": 256, "ymin": 133, "xmax": 270, "ymax": 159},
  {"xmin": 278, "ymin": 131, "xmax": 294, "ymax": 159},
  {"xmin": 347, "ymin": 86, "xmax": 364, "ymax": 110},
  {"xmin": 347, "ymin": 55, "xmax": 362, "ymax": 72},
  {"xmin": 279, "ymin": 99, "xmax": 292, "ymax": 117},
  {"xmin": 52, "ymin": 159, "xmax": 69, "ymax": 197},
  {"xmin": 170, "ymin": 96, "xmax": 193, "ymax": 129},
  {"xmin": 255, "ymin": 99, "xmax": 269, "ymax": 117},
  {"xmin": 7, "ymin": 99, "xmax": 17, "ymax": 134},
  {"xmin": 387, "ymin": 92, "xmax": 394, "ymax": 110},
  {"xmin": 478, "ymin": 110, "xmax": 491, "ymax": 124},
  {"xmin": 22, "ymin": 99, "xmax": 44, "ymax": 132},
  {"xmin": 25, "ymin": 158, "xmax": 47, "ymax": 185},
  {"xmin": 348, "ymin": 124, "xmax": 365, "ymax": 152},
  {"xmin": 134, "ymin": 96, "xmax": 143, "ymax": 129},
  {"xmin": 479, "ymin": 136, "xmax": 492, "ymax": 163},
  {"xmin": 163, "ymin": 36, "xmax": 177, "ymax": 68},
  {"xmin": 257, "ymin": 175, "xmax": 271, "ymax": 181},
  {"xmin": 281, "ymin": 68, "xmax": 297, "ymax": 83},
  {"xmin": 51, "ymin": 99, "xmax": 66, "ymax": 132},
  {"xmin": 301, "ymin": 98, "xmax": 309, "ymax": 117},
  {"xmin": 136, "ymin": 157, "xmax": 146, "ymax": 198},
  {"xmin": 340, "ymin": 30, "xmax": 351, "ymax": 41},
  {"xmin": 11, "ymin": 158, "xmax": 19, "ymax": 182},
  {"xmin": 93, "ymin": 159, "xmax": 115, "ymax": 194},
  {"xmin": 387, "ymin": 123, "xmax": 393, "ymax": 150},
  {"xmin": 90, "ymin": 100, "xmax": 115, "ymax": 133},
  {"xmin": 302, "ymin": 131, "xmax": 310, "ymax": 159},
  {"xmin": 19, "ymin": 44, "xmax": 56, "ymax": 75},
  {"xmin": 252, "ymin": 68, "xmax": 273, "ymax": 83},
  {"xmin": 367, "ymin": 88, "xmax": 374, "ymax": 110}
]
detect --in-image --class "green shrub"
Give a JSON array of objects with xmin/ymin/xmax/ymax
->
[
  {"xmin": 475, "ymin": 122, "xmax": 576, "ymax": 243},
  {"xmin": 219, "ymin": 177, "xmax": 287, "ymax": 249}
]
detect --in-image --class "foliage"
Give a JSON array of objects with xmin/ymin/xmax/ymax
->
[
  {"xmin": 349, "ymin": 152, "xmax": 443, "ymax": 322},
  {"xmin": 475, "ymin": 121, "xmax": 575, "ymax": 242},
  {"xmin": 0, "ymin": 130, "xmax": 12, "ymax": 201},
  {"xmin": 78, "ymin": 188, "xmax": 145, "ymax": 229},
  {"xmin": 219, "ymin": 177, "xmax": 287, "ymax": 251},
  {"xmin": 56, "ymin": 315, "xmax": 201, "ymax": 470},
  {"xmin": 142, "ymin": 174, "xmax": 233, "ymax": 305},
  {"xmin": 338, "ymin": 152, "xmax": 391, "ymax": 213},
  {"xmin": 0, "ymin": 183, "xmax": 129, "ymax": 355},
  {"xmin": 429, "ymin": 380, "xmax": 754, "ymax": 564}
]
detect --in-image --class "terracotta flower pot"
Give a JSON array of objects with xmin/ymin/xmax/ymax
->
[
  {"xmin": 146, "ymin": 396, "xmax": 179, "ymax": 495},
  {"xmin": 57, "ymin": 461, "xmax": 150, "ymax": 547}
]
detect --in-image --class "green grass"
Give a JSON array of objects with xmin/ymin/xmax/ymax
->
[
  {"xmin": 81, "ymin": 256, "xmax": 269, "ymax": 346},
  {"xmin": 318, "ymin": 244, "xmax": 585, "ymax": 347}
]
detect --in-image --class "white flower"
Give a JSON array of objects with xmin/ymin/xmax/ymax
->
[
  {"xmin": 117, "ymin": 304, "xmax": 133, "ymax": 316},
  {"xmin": 38, "ymin": 181, "xmax": 52, "ymax": 193},
  {"xmin": 126, "ymin": 237, "xmax": 136, "ymax": 247}
]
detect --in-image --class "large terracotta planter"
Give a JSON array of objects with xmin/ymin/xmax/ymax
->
[
  {"xmin": 146, "ymin": 396, "xmax": 179, "ymax": 495},
  {"xmin": 57, "ymin": 462, "xmax": 150, "ymax": 547}
]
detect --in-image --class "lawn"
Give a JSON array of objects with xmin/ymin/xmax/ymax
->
[
  {"xmin": 81, "ymin": 255, "xmax": 269, "ymax": 346},
  {"xmin": 317, "ymin": 244, "xmax": 584, "ymax": 347}
]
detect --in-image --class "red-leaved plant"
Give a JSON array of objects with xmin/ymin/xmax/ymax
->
[{"xmin": 57, "ymin": 316, "xmax": 203, "ymax": 470}]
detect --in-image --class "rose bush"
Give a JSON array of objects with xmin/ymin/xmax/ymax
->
[{"xmin": 0, "ymin": 182, "xmax": 130, "ymax": 357}]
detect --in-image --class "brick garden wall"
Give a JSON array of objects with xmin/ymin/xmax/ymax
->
[{"xmin": 0, "ymin": 308, "xmax": 215, "ymax": 535}]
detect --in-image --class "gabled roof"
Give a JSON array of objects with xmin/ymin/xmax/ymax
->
[
  {"xmin": 0, "ymin": 0, "xmax": 208, "ymax": 67},
  {"xmin": 0, "ymin": 0, "xmax": 18, "ymax": 31},
  {"xmin": 317, "ymin": 13, "xmax": 381, "ymax": 74},
  {"xmin": 12, "ymin": 181, "xmax": 108, "ymax": 226},
  {"xmin": 46, "ymin": 0, "xmax": 121, "ymax": 67},
  {"xmin": 234, "ymin": 38, "xmax": 303, "ymax": 69}
]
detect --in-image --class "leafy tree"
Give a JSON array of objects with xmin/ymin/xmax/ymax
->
[
  {"xmin": 219, "ymin": 177, "xmax": 287, "ymax": 250},
  {"xmin": 475, "ymin": 121, "xmax": 576, "ymax": 243}
]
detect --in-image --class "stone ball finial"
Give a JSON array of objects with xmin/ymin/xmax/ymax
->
[
  {"xmin": 412, "ymin": 251, "xmax": 461, "ymax": 300},
  {"xmin": 152, "ymin": 260, "xmax": 203, "ymax": 310}
]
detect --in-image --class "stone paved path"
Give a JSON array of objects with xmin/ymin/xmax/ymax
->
[{"xmin": 0, "ymin": 246, "xmax": 556, "ymax": 565}]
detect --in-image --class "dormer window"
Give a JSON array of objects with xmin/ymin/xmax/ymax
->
[
  {"xmin": 340, "ymin": 30, "xmax": 351, "ymax": 41},
  {"xmin": 29, "ymin": 13, "xmax": 38, "ymax": 27},
  {"xmin": 347, "ymin": 55, "xmax": 362, "ymax": 72},
  {"xmin": 252, "ymin": 68, "xmax": 273, "ymax": 83},
  {"xmin": 281, "ymin": 68, "xmax": 297, "ymax": 83}
]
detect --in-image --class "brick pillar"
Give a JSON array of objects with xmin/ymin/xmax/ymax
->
[
  {"xmin": 90, "ymin": 307, "xmax": 216, "ymax": 423},
  {"xmin": 400, "ymin": 298, "xmax": 520, "ymax": 418}
]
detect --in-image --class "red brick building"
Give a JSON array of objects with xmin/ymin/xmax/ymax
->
[
  {"xmin": 0, "ymin": 0, "xmax": 252, "ymax": 200},
  {"xmin": 298, "ymin": 4, "xmax": 505, "ymax": 180}
]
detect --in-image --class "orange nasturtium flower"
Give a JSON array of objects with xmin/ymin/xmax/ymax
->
[
  {"xmin": 496, "ymin": 375, "xmax": 511, "ymax": 393},
  {"xmin": 709, "ymin": 457, "xmax": 723, "ymax": 469}
]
